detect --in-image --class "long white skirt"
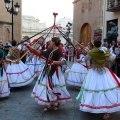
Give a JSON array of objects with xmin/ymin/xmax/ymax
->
[
  {"xmin": 0, "ymin": 69, "xmax": 10, "ymax": 98},
  {"xmin": 34, "ymin": 58, "xmax": 44, "ymax": 75},
  {"xmin": 26, "ymin": 57, "xmax": 44, "ymax": 77},
  {"xmin": 66, "ymin": 62, "xmax": 88, "ymax": 87},
  {"xmin": 77, "ymin": 67, "xmax": 120, "ymax": 113},
  {"xmin": 31, "ymin": 67, "xmax": 72, "ymax": 106},
  {"xmin": 26, "ymin": 58, "xmax": 36, "ymax": 76},
  {"xmin": 6, "ymin": 61, "xmax": 35, "ymax": 87}
]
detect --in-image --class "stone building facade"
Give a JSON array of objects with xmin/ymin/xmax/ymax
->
[
  {"xmin": 22, "ymin": 16, "xmax": 73, "ymax": 44},
  {"xmin": 73, "ymin": 0, "xmax": 104, "ymax": 45},
  {"xmin": 22, "ymin": 15, "xmax": 47, "ymax": 41},
  {"xmin": 103, "ymin": 0, "xmax": 120, "ymax": 42},
  {"xmin": 0, "ymin": 0, "xmax": 22, "ymax": 45}
]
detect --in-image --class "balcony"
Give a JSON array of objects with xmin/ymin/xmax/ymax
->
[{"xmin": 107, "ymin": 0, "xmax": 120, "ymax": 12}]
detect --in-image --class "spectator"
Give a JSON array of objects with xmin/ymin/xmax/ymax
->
[
  {"xmin": 109, "ymin": 40, "xmax": 117, "ymax": 53},
  {"xmin": 4, "ymin": 42, "xmax": 11, "ymax": 54},
  {"xmin": 0, "ymin": 40, "xmax": 4, "ymax": 49},
  {"xmin": 116, "ymin": 40, "xmax": 120, "ymax": 77}
]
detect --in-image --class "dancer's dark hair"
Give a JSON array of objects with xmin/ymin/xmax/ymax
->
[
  {"xmin": 52, "ymin": 37, "xmax": 61, "ymax": 46},
  {"xmin": 94, "ymin": 39, "xmax": 101, "ymax": 48}
]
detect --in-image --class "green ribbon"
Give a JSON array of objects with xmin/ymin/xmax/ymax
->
[
  {"xmin": 81, "ymin": 86, "xmax": 118, "ymax": 93},
  {"xmin": 39, "ymin": 81, "xmax": 65, "ymax": 88}
]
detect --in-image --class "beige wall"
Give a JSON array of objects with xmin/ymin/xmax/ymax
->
[
  {"xmin": 73, "ymin": 0, "xmax": 104, "ymax": 43},
  {"xmin": 0, "ymin": 0, "xmax": 22, "ymax": 45},
  {"xmin": 103, "ymin": 0, "xmax": 120, "ymax": 40}
]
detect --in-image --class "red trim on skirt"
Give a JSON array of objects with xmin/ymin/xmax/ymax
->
[
  {"xmin": 80, "ymin": 103, "xmax": 120, "ymax": 109},
  {"xmin": 6, "ymin": 68, "xmax": 29, "ymax": 74},
  {"xmin": 32, "ymin": 92, "xmax": 72, "ymax": 102}
]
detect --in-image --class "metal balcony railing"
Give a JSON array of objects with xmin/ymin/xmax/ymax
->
[{"xmin": 107, "ymin": 0, "xmax": 120, "ymax": 12}]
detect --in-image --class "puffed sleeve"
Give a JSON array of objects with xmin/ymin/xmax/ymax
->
[
  {"xmin": 85, "ymin": 54, "xmax": 91, "ymax": 63},
  {"xmin": 106, "ymin": 52, "xmax": 116, "ymax": 62}
]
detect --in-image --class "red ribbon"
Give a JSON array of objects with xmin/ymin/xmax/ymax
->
[
  {"xmin": 47, "ymin": 78, "xmax": 61, "ymax": 96},
  {"xmin": 59, "ymin": 44, "xmax": 68, "ymax": 57},
  {"xmin": 108, "ymin": 68, "xmax": 120, "ymax": 87},
  {"xmin": 27, "ymin": 45, "xmax": 49, "ymax": 61},
  {"xmin": 28, "ymin": 36, "xmax": 43, "ymax": 46},
  {"xmin": 78, "ymin": 62, "xmax": 89, "ymax": 69}
]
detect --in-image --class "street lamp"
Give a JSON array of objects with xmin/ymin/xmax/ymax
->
[
  {"xmin": 66, "ymin": 22, "xmax": 72, "ymax": 38},
  {"xmin": 4, "ymin": 0, "xmax": 20, "ymax": 40}
]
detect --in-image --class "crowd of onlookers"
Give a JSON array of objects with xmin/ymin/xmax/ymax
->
[
  {"xmin": 0, "ymin": 40, "xmax": 12, "ymax": 54},
  {"xmin": 103, "ymin": 40, "xmax": 120, "ymax": 78},
  {"xmin": 63, "ymin": 40, "xmax": 120, "ymax": 78},
  {"xmin": 0, "ymin": 39, "xmax": 28, "ymax": 64},
  {"xmin": 0, "ymin": 38, "xmax": 120, "ymax": 78}
]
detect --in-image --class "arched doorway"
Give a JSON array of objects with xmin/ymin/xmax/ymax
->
[{"xmin": 81, "ymin": 23, "xmax": 92, "ymax": 46}]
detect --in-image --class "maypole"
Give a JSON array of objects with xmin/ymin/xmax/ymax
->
[{"xmin": 53, "ymin": 12, "xmax": 58, "ymax": 37}]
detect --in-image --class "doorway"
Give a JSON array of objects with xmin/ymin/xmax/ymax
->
[{"xmin": 81, "ymin": 23, "xmax": 92, "ymax": 46}]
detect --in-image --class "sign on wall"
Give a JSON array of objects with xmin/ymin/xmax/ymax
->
[{"xmin": 93, "ymin": 29, "xmax": 102, "ymax": 40}]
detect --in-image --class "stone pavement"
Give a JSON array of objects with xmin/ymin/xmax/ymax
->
[{"xmin": 0, "ymin": 62, "xmax": 120, "ymax": 120}]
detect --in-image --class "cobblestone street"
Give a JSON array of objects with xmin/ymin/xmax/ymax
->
[{"xmin": 0, "ymin": 62, "xmax": 120, "ymax": 120}]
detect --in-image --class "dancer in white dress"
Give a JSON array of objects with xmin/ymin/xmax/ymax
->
[
  {"xmin": 0, "ymin": 49, "xmax": 10, "ymax": 97},
  {"xmin": 26, "ymin": 55, "xmax": 44, "ymax": 77},
  {"xmin": 76, "ymin": 39, "xmax": 120, "ymax": 119},
  {"xmin": 6, "ymin": 40, "xmax": 35, "ymax": 87},
  {"xmin": 66, "ymin": 52, "xmax": 88, "ymax": 87},
  {"xmin": 33, "ymin": 40, "xmax": 45, "ymax": 76},
  {"xmin": 27, "ymin": 37, "xmax": 72, "ymax": 111},
  {"xmin": 34, "ymin": 56, "xmax": 44, "ymax": 75},
  {"xmin": 26, "ymin": 43, "xmax": 45, "ymax": 77},
  {"xmin": 26, "ymin": 53, "xmax": 36, "ymax": 76}
]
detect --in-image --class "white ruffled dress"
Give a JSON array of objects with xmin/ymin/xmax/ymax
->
[
  {"xmin": 66, "ymin": 54, "xmax": 88, "ymax": 87},
  {"xmin": 26, "ymin": 57, "xmax": 36, "ymax": 76},
  {"xmin": 31, "ymin": 58, "xmax": 72, "ymax": 106},
  {"xmin": 6, "ymin": 61, "xmax": 35, "ymax": 87},
  {"xmin": 77, "ymin": 51, "xmax": 120, "ymax": 113},
  {"xmin": 26, "ymin": 55, "xmax": 44, "ymax": 76},
  {"xmin": 34, "ymin": 57, "xmax": 44, "ymax": 74},
  {"xmin": 0, "ymin": 67, "xmax": 10, "ymax": 98}
]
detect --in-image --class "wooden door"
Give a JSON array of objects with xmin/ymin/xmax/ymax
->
[{"xmin": 81, "ymin": 23, "xmax": 91, "ymax": 46}]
